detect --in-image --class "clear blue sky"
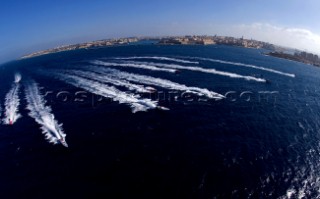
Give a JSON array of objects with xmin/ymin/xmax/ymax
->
[{"xmin": 1, "ymin": 0, "xmax": 319, "ymax": 63}]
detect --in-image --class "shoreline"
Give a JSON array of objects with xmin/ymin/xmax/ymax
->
[
  {"xmin": 20, "ymin": 35, "xmax": 320, "ymax": 69},
  {"xmin": 20, "ymin": 35, "xmax": 281, "ymax": 60},
  {"xmin": 266, "ymin": 52, "xmax": 320, "ymax": 67}
]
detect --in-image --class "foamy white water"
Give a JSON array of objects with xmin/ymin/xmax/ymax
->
[
  {"xmin": 54, "ymin": 72, "xmax": 162, "ymax": 113},
  {"xmin": 66, "ymin": 69, "xmax": 151, "ymax": 93},
  {"xmin": 113, "ymin": 56, "xmax": 199, "ymax": 64},
  {"xmin": 121, "ymin": 61, "xmax": 267, "ymax": 82},
  {"xmin": 86, "ymin": 66, "xmax": 225, "ymax": 99},
  {"xmin": 3, "ymin": 74, "xmax": 22, "ymax": 125},
  {"xmin": 25, "ymin": 81, "xmax": 68, "ymax": 147},
  {"xmin": 192, "ymin": 57, "xmax": 295, "ymax": 77},
  {"xmin": 92, "ymin": 60, "xmax": 177, "ymax": 73}
]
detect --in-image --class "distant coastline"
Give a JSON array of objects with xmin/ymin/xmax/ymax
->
[
  {"xmin": 266, "ymin": 51, "xmax": 320, "ymax": 67},
  {"xmin": 21, "ymin": 35, "xmax": 320, "ymax": 68},
  {"xmin": 21, "ymin": 35, "xmax": 281, "ymax": 59},
  {"xmin": 20, "ymin": 37, "xmax": 140, "ymax": 59}
]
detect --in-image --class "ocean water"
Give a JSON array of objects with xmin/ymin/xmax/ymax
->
[{"xmin": 1, "ymin": 44, "xmax": 320, "ymax": 198}]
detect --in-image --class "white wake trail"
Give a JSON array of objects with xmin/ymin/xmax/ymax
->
[
  {"xmin": 193, "ymin": 57, "xmax": 295, "ymax": 78},
  {"xmin": 91, "ymin": 60, "xmax": 177, "ymax": 73},
  {"xmin": 65, "ymin": 69, "xmax": 151, "ymax": 93},
  {"xmin": 3, "ymin": 73, "xmax": 22, "ymax": 125},
  {"xmin": 86, "ymin": 66, "xmax": 225, "ymax": 100},
  {"xmin": 54, "ymin": 72, "xmax": 163, "ymax": 113},
  {"xmin": 121, "ymin": 61, "xmax": 267, "ymax": 82},
  {"xmin": 25, "ymin": 81, "xmax": 68, "ymax": 147},
  {"xmin": 113, "ymin": 56, "xmax": 199, "ymax": 64}
]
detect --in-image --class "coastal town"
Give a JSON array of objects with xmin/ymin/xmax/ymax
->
[
  {"xmin": 21, "ymin": 35, "xmax": 320, "ymax": 67},
  {"xmin": 267, "ymin": 51, "xmax": 320, "ymax": 67},
  {"xmin": 158, "ymin": 35, "xmax": 276, "ymax": 50},
  {"xmin": 21, "ymin": 35, "xmax": 279, "ymax": 59}
]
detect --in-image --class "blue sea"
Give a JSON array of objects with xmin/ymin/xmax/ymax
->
[{"xmin": 1, "ymin": 44, "xmax": 320, "ymax": 198}]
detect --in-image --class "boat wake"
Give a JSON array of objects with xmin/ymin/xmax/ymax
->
[
  {"xmin": 109, "ymin": 55, "xmax": 295, "ymax": 78},
  {"xmin": 84, "ymin": 66, "xmax": 225, "ymax": 99},
  {"xmin": 113, "ymin": 56, "xmax": 199, "ymax": 64},
  {"xmin": 2, "ymin": 73, "xmax": 22, "ymax": 125},
  {"xmin": 100, "ymin": 60, "xmax": 267, "ymax": 82},
  {"xmin": 192, "ymin": 57, "xmax": 295, "ymax": 78},
  {"xmin": 53, "ymin": 72, "xmax": 166, "ymax": 113},
  {"xmin": 25, "ymin": 81, "xmax": 68, "ymax": 147},
  {"xmin": 65, "ymin": 69, "xmax": 151, "ymax": 93},
  {"xmin": 91, "ymin": 60, "xmax": 177, "ymax": 73}
]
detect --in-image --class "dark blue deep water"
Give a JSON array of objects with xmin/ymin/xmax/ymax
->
[{"xmin": 1, "ymin": 44, "xmax": 320, "ymax": 198}]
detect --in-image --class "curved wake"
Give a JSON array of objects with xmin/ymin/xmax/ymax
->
[
  {"xmin": 85, "ymin": 66, "xmax": 225, "ymax": 99},
  {"xmin": 105, "ymin": 60, "xmax": 267, "ymax": 82},
  {"xmin": 3, "ymin": 73, "xmax": 22, "ymax": 125},
  {"xmin": 65, "ymin": 69, "xmax": 151, "ymax": 93},
  {"xmin": 193, "ymin": 57, "xmax": 295, "ymax": 78},
  {"xmin": 113, "ymin": 56, "xmax": 199, "ymax": 64},
  {"xmin": 91, "ymin": 60, "xmax": 177, "ymax": 73},
  {"xmin": 25, "ymin": 81, "xmax": 68, "ymax": 147},
  {"xmin": 111, "ymin": 55, "xmax": 295, "ymax": 77},
  {"xmin": 54, "ymin": 72, "xmax": 166, "ymax": 113}
]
